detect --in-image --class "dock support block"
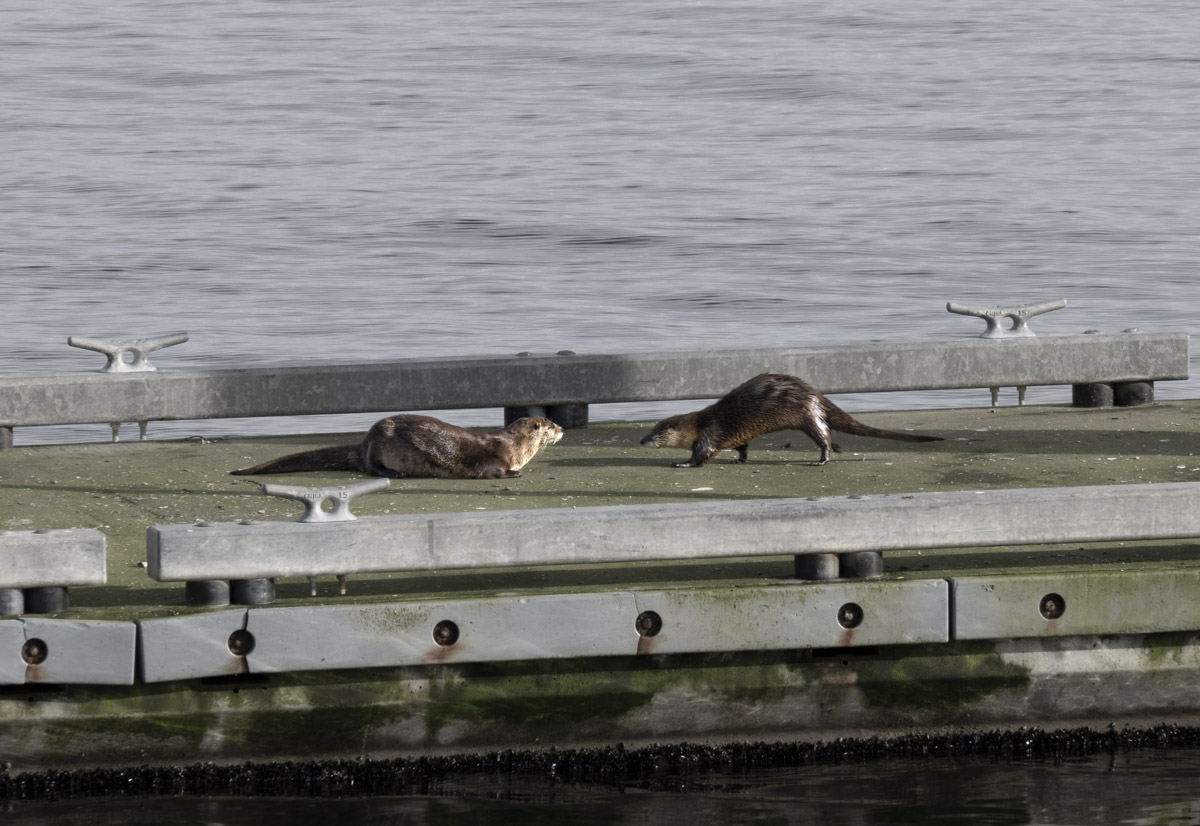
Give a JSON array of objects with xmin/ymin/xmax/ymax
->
[
  {"xmin": 1072, "ymin": 383, "xmax": 1113, "ymax": 408},
  {"xmin": 1114, "ymin": 381, "xmax": 1154, "ymax": 407},
  {"xmin": 548, "ymin": 404, "xmax": 588, "ymax": 429},
  {"xmin": 231, "ymin": 578, "xmax": 275, "ymax": 606},
  {"xmin": 186, "ymin": 580, "xmax": 231, "ymax": 607},
  {"xmin": 840, "ymin": 551, "xmax": 884, "ymax": 579},
  {"xmin": 795, "ymin": 553, "xmax": 840, "ymax": 580},
  {"xmin": 24, "ymin": 587, "xmax": 69, "ymax": 615},
  {"xmin": 504, "ymin": 405, "xmax": 546, "ymax": 424},
  {"xmin": 0, "ymin": 589, "xmax": 24, "ymax": 615},
  {"xmin": 505, "ymin": 404, "xmax": 589, "ymax": 429}
]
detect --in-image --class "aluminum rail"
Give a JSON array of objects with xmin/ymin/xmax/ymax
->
[
  {"xmin": 148, "ymin": 481, "xmax": 1200, "ymax": 583},
  {"xmin": 0, "ymin": 529, "xmax": 106, "ymax": 589},
  {"xmin": 1, "ymin": 331, "xmax": 1188, "ymax": 431}
]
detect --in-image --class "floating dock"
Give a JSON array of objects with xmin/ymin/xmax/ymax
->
[
  {"xmin": 4, "ymin": 398, "xmax": 1200, "ymax": 770},
  {"xmin": 2, "ymin": 320, "xmax": 1198, "ymax": 772}
]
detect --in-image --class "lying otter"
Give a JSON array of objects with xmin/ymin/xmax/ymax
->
[
  {"xmin": 231, "ymin": 414, "xmax": 563, "ymax": 479},
  {"xmin": 641, "ymin": 373, "xmax": 942, "ymax": 467}
]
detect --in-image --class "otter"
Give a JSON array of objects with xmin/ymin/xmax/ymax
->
[
  {"xmin": 231, "ymin": 415, "xmax": 563, "ymax": 479},
  {"xmin": 640, "ymin": 373, "xmax": 942, "ymax": 467}
]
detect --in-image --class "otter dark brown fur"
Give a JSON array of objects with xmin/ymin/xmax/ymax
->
[
  {"xmin": 231, "ymin": 415, "xmax": 563, "ymax": 479},
  {"xmin": 640, "ymin": 373, "xmax": 942, "ymax": 467}
]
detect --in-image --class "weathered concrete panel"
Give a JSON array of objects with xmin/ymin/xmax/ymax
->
[
  {"xmin": 633, "ymin": 579, "xmax": 948, "ymax": 654},
  {"xmin": 0, "ymin": 331, "xmax": 1187, "ymax": 427},
  {"xmin": 953, "ymin": 569, "xmax": 1200, "ymax": 640},
  {"xmin": 137, "ymin": 610, "xmax": 248, "ymax": 683},
  {"xmin": 244, "ymin": 593, "xmax": 637, "ymax": 674},
  {"xmin": 0, "ymin": 529, "xmax": 106, "ymax": 588},
  {"xmin": 136, "ymin": 581, "xmax": 946, "ymax": 681},
  {"xmin": 0, "ymin": 618, "xmax": 136, "ymax": 685},
  {"xmin": 0, "ymin": 622, "xmax": 24, "ymax": 684},
  {"xmin": 150, "ymin": 482, "xmax": 1200, "ymax": 582}
]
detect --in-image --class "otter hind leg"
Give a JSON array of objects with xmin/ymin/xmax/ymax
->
[
  {"xmin": 361, "ymin": 444, "xmax": 395, "ymax": 478},
  {"xmin": 473, "ymin": 463, "xmax": 520, "ymax": 479},
  {"xmin": 801, "ymin": 428, "xmax": 836, "ymax": 466}
]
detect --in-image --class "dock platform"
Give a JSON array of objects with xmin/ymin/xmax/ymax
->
[{"xmin": 3, "ymin": 400, "xmax": 1200, "ymax": 769}]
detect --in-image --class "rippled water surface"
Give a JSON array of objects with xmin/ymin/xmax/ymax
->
[
  {"xmin": 4, "ymin": 0, "xmax": 1200, "ymax": 443},
  {"xmin": 7, "ymin": 749, "xmax": 1200, "ymax": 825}
]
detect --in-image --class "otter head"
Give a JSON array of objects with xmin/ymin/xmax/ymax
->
[
  {"xmin": 533, "ymin": 417, "xmax": 564, "ymax": 446},
  {"xmin": 510, "ymin": 417, "xmax": 564, "ymax": 447},
  {"xmin": 499, "ymin": 417, "xmax": 563, "ymax": 473},
  {"xmin": 640, "ymin": 415, "xmax": 693, "ymax": 449}
]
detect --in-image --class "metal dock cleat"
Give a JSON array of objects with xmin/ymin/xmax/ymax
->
[
  {"xmin": 947, "ymin": 299, "xmax": 1066, "ymax": 338},
  {"xmin": 67, "ymin": 331, "xmax": 189, "ymax": 373}
]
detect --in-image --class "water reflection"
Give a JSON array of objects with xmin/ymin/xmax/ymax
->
[{"xmin": 7, "ymin": 750, "xmax": 1200, "ymax": 826}]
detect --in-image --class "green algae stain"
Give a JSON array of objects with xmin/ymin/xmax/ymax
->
[
  {"xmin": 43, "ymin": 714, "xmax": 211, "ymax": 754},
  {"xmin": 420, "ymin": 653, "xmax": 816, "ymax": 738},
  {"xmin": 422, "ymin": 661, "xmax": 668, "ymax": 736},
  {"xmin": 856, "ymin": 644, "xmax": 1031, "ymax": 709},
  {"xmin": 8, "ymin": 670, "xmax": 423, "ymax": 766},
  {"xmin": 1143, "ymin": 631, "xmax": 1199, "ymax": 666}
]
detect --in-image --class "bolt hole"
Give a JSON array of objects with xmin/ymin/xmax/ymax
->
[
  {"xmin": 227, "ymin": 629, "xmax": 256, "ymax": 657},
  {"xmin": 21, "ymin": 638, "xmax": 48, "ymax": 665},
  {"xmin": 1040, "ymin": 593, "xmax": 1066, "ymax": 620},
  {"xmin": 433, "ymin": 620, "xmax": 459, "ymax": 647},
  {"xmin": 837, "ymin": 602, "xmax": 864, "ymax": 629},
  {"xmin": 635, "ymin": 611, "xmax": 662, "ymax": 638}
]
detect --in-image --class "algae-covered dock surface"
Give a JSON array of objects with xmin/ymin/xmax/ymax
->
[{"xmin": 4, "ymin": 400, "xmax": 1200, "ymax": 619}]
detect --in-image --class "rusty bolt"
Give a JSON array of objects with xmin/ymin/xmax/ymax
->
[
  {"xmin": 433, "ymin": 620, "xmax": 460, "ymax": 647},
  {"xmin": 227, "ymin": 629, "xmax": 256, "ymax": 657},
  {"xmin": 837, "ymin": 602, "xmax": 864, "ymax": 629},
  {"xmin": 635, "ymin": 611, "xmax": 663, "ymax": 638},
  {"xmin": 1040, "ymin": 593, "xmax": 1066, "ymax": 620},
  {"xmin": 21, "ymin": 638, "xmax": 48, "ymax": 665}
]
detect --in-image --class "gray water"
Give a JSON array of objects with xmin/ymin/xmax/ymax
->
[
  {"xmin": 6, "ymin": 749, "xmax": 1200, "ymax": 824},
  {"xmin": 4, "ymin": 0, "xmax": 1200, "ymax": 445}
]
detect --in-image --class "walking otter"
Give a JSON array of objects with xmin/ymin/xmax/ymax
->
[
  {"xmin": 231, "ymin": 415, "xmax": 563, "ymax": 479},
  {"xmin": 640, "ymin": 373, "xmax": 942, "ymax": 467}
]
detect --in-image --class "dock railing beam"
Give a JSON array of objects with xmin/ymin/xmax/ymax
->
[
  {"xmin": 0, "ymin": 330, "xmax": 1188, "ymax": 447},
  {"xmin": 149, "ymin": 481, "xmax": 1200, "ymax": 599}
]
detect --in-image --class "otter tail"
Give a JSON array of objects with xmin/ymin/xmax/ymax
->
[
  {"xmin": 826, "ymin": 409, "xmax": 943, "ymax": 444},
  {"xmin": 230, "ymin": 444, "xmax": 363, "ymax": 475}
]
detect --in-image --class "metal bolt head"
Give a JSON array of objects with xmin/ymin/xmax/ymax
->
[
  {"xmin": 227, "ymin": 629, "xmax": 256, "ymax": 657},
  {"xmin": 837, "ymin": 602, "xmax": 864, "ymax": 629},
  {"xmin": 635, "ymin": 611, "xmax": 663, "ymax": 638},
  {"xmin": 433, "ymin": 620, "xmax": 460, "ymax": 647},
  {"xmin": 21, "ymin": 638, "xmax": 48, "ymax": 665},
  {"xmin": 1040, "ymin": 593, "xmax": 1066, "ymax": 620}
]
